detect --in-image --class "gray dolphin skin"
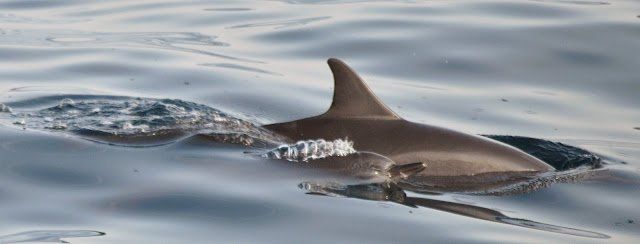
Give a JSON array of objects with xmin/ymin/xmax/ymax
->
[{"xmin": 264, "ymin": 58, "xmax": 554, "ymax": 177}]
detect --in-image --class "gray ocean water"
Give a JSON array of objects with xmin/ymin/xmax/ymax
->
[{"xmin": 0, "ymin": 0, "xmax": 639, "ymax": 243}]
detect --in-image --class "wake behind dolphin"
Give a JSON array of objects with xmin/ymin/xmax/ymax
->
[{"xmin": 0, "ymin": 94, "xmax": 285, "ymax": 147}]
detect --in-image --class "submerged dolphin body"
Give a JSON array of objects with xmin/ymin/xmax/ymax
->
[{"xmin": 264, "ymin": 58, "xmax": 554, "ymax": 178}]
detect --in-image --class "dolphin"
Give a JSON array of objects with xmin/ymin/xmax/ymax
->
[{"xmin": 264, "ymin": 58, "xmax": 554, "ymax": 178}]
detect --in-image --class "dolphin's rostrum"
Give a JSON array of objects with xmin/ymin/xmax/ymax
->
[{"xmin": 265, "ymin": 58, "xmax": 554, "ymax": 178}]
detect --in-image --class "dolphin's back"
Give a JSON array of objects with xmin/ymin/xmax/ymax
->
[{"xmin": 266, "ymin": 118, "xmax": 553, "ymax": 176}]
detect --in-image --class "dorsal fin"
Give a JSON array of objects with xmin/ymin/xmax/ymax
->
[{"xmin": 320, "ymin": 58, "xmax": 400, "ymax": 119}]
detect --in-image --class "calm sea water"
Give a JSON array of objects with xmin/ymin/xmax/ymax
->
[{"xmin": 0, "ymin": 0, "xmax": 639, "ymax": 243}]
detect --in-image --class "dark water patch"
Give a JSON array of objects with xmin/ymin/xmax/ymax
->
[
  {"xmin": 332, "ymin": 18, "xmax": 432, "ymax": 31},
  {"xmin": 103, "ymin": 192, "xmax": 277, "ymax": 222},
  {"xmin": 484, "ymin": 135, "xmax": 601, "ymax": 170},
  {"xmin": 433, "ymin": 57, "xmax": 496, "ymax": 75},
  {"xmin": 6, "ymin": 162, "xmax": 104, "ymax": 188},
  {"xmin": 553, "ymin": 48, "xmax": 610, "ymax": 66},
  {"xmin": 0, "ymin": 136, "xmax": 102, "ymax": 155},
  {"xmin": 60, "ymin": 61, "xmax": 145, "ymax": 76},
  {"xmin": 0, "ymin": 230, "xmax": 104, "ymax": 243},
  {"xmin": 533, "ymin": 90, "xmax": 558, "ymax": 96},
  {"xmin": 0, "ymin": 47, "xmax": 85, "ymax": 61},
  {"xmin": 465, "ymin": 1, "xmax": 582, "ymax": 19}
]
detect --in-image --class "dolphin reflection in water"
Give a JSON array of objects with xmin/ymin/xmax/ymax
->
[{"xmin": 299, "ymin": 179, "xmax": 609, "ymax": 239}]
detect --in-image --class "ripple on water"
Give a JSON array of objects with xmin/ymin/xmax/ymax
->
[
  {"xmin": 0, "ymin": 29, "xmax": 257, "ymax": 62},
  {"xmin": 227, "ymin": 16, "xmax": 331, "ymax": 30},
  {"xmin": 199, "ymin": 63, "xmax": 283, "ymax": 76},
  {"xmin": 46, "ymin": 37, "xmax": 96, "ymax": 43},
  {"xmin": 203, "ymin": 7, "xmax": 253, "ymax": 12}
]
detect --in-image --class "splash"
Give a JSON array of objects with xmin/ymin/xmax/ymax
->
[
  {"xmin": 0, "ymin": 103, "xmax": 12, "ymax": 113},
  {"xmin": 262, "ymin": 138, "xmax": 357, "ymax": 162},
  {"xmin": 0, "ymin": 95, "xmax": 285, "ymax": 146},
  {"xmin": 5, "ymin": 97, "xmax": 243, "ymax": 134}
]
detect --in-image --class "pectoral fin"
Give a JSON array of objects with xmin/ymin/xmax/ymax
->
[{"xmin": 389, "ymin": 162, "xmax": 426, "ymax": 179}]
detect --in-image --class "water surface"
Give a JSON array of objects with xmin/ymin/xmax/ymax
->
[{"xmin": 0, "ymin": 0, "xmax": 639, "ymax": 243}]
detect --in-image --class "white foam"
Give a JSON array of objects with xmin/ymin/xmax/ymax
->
[
  {"xmin": 0, "ymin": 103, "xmax": 12, "ymax": 113},
  {"xmin": 263, "ymin": 138, "xmax": 357, "ymax": 162},
  {"xmin": 58, "ymin": 98, "xmax": 75, "ymax": 108}
]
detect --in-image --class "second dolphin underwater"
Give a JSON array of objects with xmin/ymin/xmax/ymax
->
[{"xmin": 265, "ymin": 58, "xmax": 554, "ymax": 183}]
